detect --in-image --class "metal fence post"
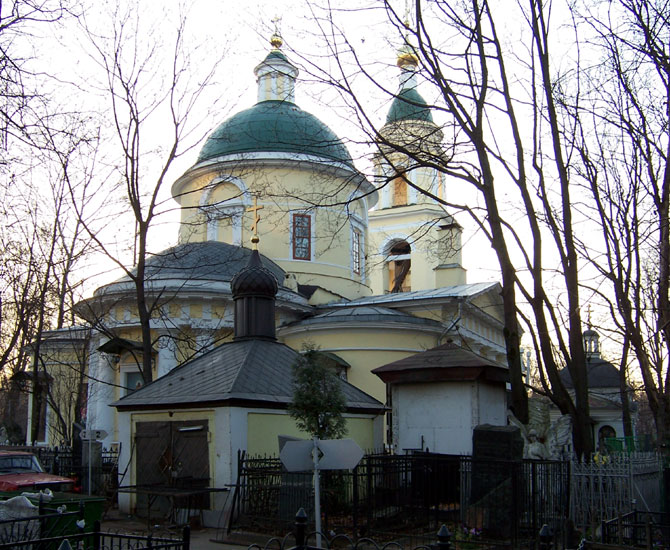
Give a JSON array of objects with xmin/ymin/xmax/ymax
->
[
  {"xmin": 93, "ymin": 519, "xmax": 101, "ymax": 550},
  {"xmin": 437, "ymin": 524, "xmax": 451, "ymax": 550},
  {"xmin": 295, "ymin": 507, "xmax": 308, "ymax": 550},
  {"xmin": 78, "ymin": 499, "xmax": 85, "ymax": 527},
  {"xmin": 352, "ymin": 464, "xmax": 359, "ymax": 538},
  {"xmin": 182, "ymin": 524, "xmax": 191, "ymax": 550},
  {"xmin": 539, "ymin": 524, "xmax": 552, "ymax": 550}
]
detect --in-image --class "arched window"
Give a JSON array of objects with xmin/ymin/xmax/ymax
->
[{"xmin": 387, "ymin": 240, "xmax": 411, "ymax": 293}]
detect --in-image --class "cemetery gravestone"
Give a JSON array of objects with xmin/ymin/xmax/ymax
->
[{"xmin": 470, "ymin": 424, "xmax": 524, "ymax": 538}]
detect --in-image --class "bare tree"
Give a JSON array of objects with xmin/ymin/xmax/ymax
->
[
  {"xmin": 293, "ymin": 0, "xmax": 599, "ymax": 455},
  {"xmin": 0, "ymin": 0, "xmax": 70, "ymax": 154},
  {"xmin": 0, "ymin": 121, "xmax": 99, "ymax": 442},
  {"xmin": 71, "ymin": 1, "xmax": 228, "ymax": 385},
  {"xmin": 577, "ymin": 0, "xmax": 670, "ymax": 451}
]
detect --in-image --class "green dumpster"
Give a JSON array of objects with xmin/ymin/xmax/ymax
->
[{"xmin": 0, "ymin": 491, "xmax": 105, "ymax": 533}]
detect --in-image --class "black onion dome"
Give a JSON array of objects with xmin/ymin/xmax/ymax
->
[{"xmin": 231, "ymin": 249, "xmax": 278, "ymax": 298}]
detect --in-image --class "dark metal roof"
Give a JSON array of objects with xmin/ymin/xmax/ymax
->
[
  {"xmin": 559, "ymin": 357, "xmax": 622, "ymax": 389},
  {"xmin": 287, "ymin": 305, "xmax": 443, "ymax": 329},
  {"xmin": 327, "ymin": 282, "xmax": 501, "ymax": 307},
  {"xmin": 96, "ymin": 241, "xmax": 287, "ymax": 295},
  {"xmin": 372, "ymin": 342, "xmax": 508, "ymax": 385},
  {"xmin": 112, "ymin": 339, "xmax": 384, "ymax": 413}
]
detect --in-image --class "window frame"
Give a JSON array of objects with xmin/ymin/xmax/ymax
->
[
  {"xmin": 352, "ymin": 227, "xmax": 362, "ymax": 275},
  {"xmin": 292, "ymin": 213, "xmax": 312, "ymax": 260}
]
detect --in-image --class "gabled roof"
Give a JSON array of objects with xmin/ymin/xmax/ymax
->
[
  {"xmin": 372, "ymin": 341, "xmax": 508, "ymax": 385},
  {"xmin": 112, "ymin": 338, "xmax": 384, "ymax": 413}
]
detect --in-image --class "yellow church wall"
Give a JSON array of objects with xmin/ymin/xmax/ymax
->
[
  {"xmin": 190, "ymin": 303, "xmax": 202, "ymax": 319},
  {"xmin": 471, "ymin": 293, "xmax": 504, "ymax": 325},
  {"xmin": 212, "ymin": 303, "xmax": 226, "ymax": 319},
  {"xmin": 174, "ymin": 164, "xmax": 371, "ymax": 301},
  {"xmin": 246, "ymin": 412, "xmax": 376, "ymax": 456},
  {"xmin": 281, "ymin": 327, "xmax": 440, "ymax": 404},
  {"xmin": 368, "ymin": 206, "xmax": 465, "ymax": 294}
]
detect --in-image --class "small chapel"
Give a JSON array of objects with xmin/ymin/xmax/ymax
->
[{"xmin": 32, "ymin": 30, "xmax": 511, "ymax": 515}]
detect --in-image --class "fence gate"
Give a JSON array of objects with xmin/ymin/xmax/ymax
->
[{"xmin": 134, "ymin": 420, "xmax": 210, "ymax": 518}]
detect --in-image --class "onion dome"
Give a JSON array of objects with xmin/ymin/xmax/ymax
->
[
  {"xmin": 231, "ymin": 249, "xmax": 278, "ymax": 298},
  {"xmin": 387, "ymin": 88, "xmax": 433, "ymax": 123},
  {"xmin": 197, "ymin": 101, "xmax": 355, "ymax": 167},
  {"xmin": 196, "ymin": 32, "xmax": 355, "ymax": 168},
  {"xmin": 386, "ymin": 35, "xmax": 433, "ymax": 124},
  {"xmin": 231, "ymin": 248, "xmax": 278, "ymax": 341}
]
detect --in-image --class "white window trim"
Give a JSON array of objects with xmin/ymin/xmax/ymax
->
[
  {"xmin": 350, "ymin": 220, "xmax": 366, "ymax": 280},
  {"xmin": 407, "ymin": 169, "xmax": 418, "ymax": 204},
  {"xmin": 199, "ymin": 177, "xmax": 250, "ymax": 245}
]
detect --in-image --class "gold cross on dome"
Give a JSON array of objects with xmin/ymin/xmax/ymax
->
[
  {"xmin": 272, "ymin": 15, "xmax": 282, "ymax": 34},
  {"xmin": 247, "ymin": 196, "xmax": 264, "ymax": 248}
]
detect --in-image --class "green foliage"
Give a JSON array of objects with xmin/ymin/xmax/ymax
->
[{"xmin": 288, "ymin": 345, "xmax": 347, "ymax": 439}]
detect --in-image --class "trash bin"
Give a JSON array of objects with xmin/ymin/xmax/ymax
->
[{"xmin": 0, "ymin": 490, "xmax": 105, "ymax": 533}]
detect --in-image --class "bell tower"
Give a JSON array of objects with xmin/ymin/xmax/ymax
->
[{"xmin": 368, "ymin": 26, "xmax": 466, "ymax": 294}]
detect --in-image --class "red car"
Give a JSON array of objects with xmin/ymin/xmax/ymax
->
[{"xmin": 0, "ymin": 451, "xmax": 74, "ymax": 492}]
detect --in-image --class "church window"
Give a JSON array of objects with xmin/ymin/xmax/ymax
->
[
  {"xmin": 392, "ymin": 174, "xmax": 407, "ymax": 206},
  {"xmin": 123, "ymin": 371, "xmax": 144, "ymax": 396},
  {"xmin": 292, "ymin": 214, "xmax": 311, "ymax": 260},
  {"xmin": 352, "ymin": 228, "xmax": 362, "ymax": 274},
  {"xmin": 387, "ymin": 240, "xmax": 411, "ymax": 293}
]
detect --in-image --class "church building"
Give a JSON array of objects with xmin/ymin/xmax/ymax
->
[{"xmin": 33, "ymin": 31, "xmax": 510, "ymax": 504}]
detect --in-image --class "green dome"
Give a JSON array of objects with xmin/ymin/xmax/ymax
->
[
  {"xmin": 386, "ymin": 88, "xmax": 433, "ymax": 123},
  {"xmin": 197, "ymin": 100, "xmax": 354, "ymax": 167}
]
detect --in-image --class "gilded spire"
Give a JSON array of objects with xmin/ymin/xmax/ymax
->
[
  {"xmin": 396, "ymin": 17, "xmax": 418, "ymax": 69},
  {"xmin": 270, "ymin": 15, "xmax": 283, "ymax": 50}
]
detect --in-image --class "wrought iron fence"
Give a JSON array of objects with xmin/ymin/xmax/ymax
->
[
  {"xmin": 230, "ymin": 451, "xmax": 570, "ymax": 548},
  {"xmin": 570, "ymin": 453, "xmax": 664, "ymax": 535},
  {"xmin": 601, "ymin": 510, "xmax": 670, "ymax": 548},
  {"xmin": 0, "ymin": 519, "xmax": 190, "ymax": 550},
  {"xmin": 0, "ymin": 444, "xmax": 120, "ymax": 497}
]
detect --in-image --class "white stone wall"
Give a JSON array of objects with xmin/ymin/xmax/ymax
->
[{"xmin": 392, "ymin": 380, "xmax": 506, "ymax": 455}]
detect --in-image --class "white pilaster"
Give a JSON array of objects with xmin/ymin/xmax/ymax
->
[{"xmin": 86, "ymin": 338, "xmax": 116, "ymax": 442}]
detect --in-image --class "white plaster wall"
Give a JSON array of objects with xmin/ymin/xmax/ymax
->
[
  {"xmin": 227, "ymin": 408, "xmax": 249, "ymax": 486},
  {"xmin": 86, "ymin": 342, "xmax": 116, "ymax": 443},
  {"xmin": 393, "ymin": 381, "xmax": 506, "ymax": 455},
  {"xmin": 475, "ymin": 382, "xmax": 507, "ymax": 427},
  {"xmin": 116, "ymin": 410, "xmax": 132, "ymax": 513},
  {"xmin": 393, "ymin": 382, "xmax": 473, "ymax": 455},
  {"xmin": 212, "ymin": 407, "xmax": 234, "ymax": 513}
]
